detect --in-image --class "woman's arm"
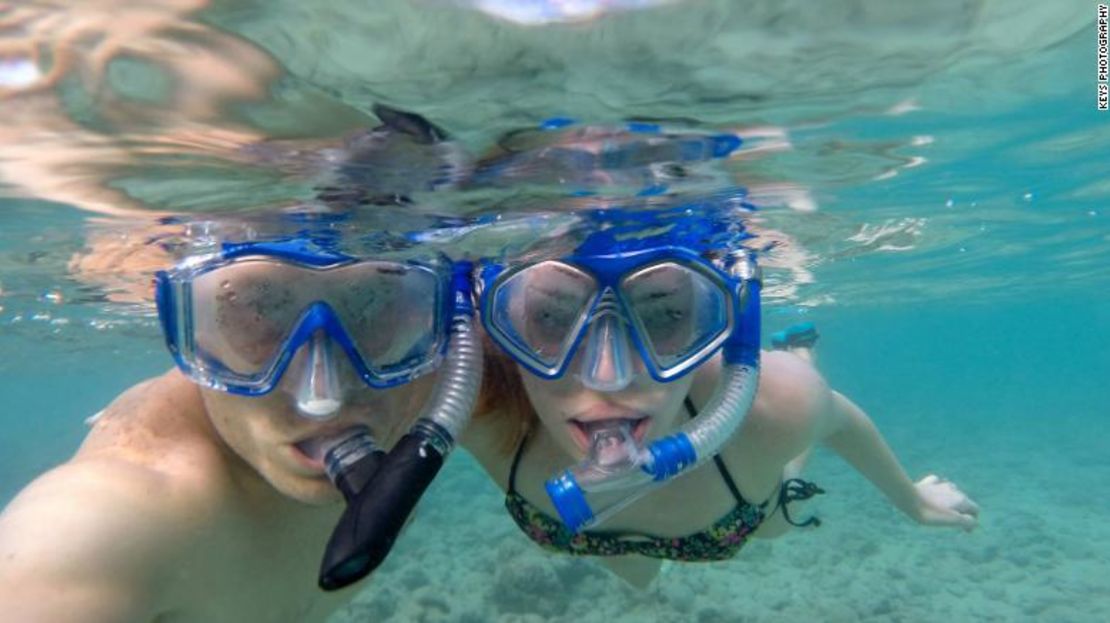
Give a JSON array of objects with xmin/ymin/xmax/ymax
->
[{"xmin": 820, "ymin": 391, "xmax": 980, "ymax": 530}]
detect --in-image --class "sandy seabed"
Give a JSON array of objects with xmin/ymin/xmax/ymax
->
[{"xmin": 329, "ymin": 422, "xmax": 1110, "ymax": 623}]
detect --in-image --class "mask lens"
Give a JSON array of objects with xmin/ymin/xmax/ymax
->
[
  {"xmin": 189, "ymin": 258, "xmax": 446, "ymax": 384},
  {"xmin": 191, "ymin": 259, "xmax": 306, "ymax": 377},
  {"xmin": 491, "ymin": 261, "xmax": 597, "ymax": 371},
  {"xmin": 622, "ymin": 261, "xmax": 730, "ymax": 371},
  {"xmin": 330, "ymin": 262, "xmax": 443, "ymax": 378}
]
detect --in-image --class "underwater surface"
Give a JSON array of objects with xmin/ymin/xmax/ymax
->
[{"xmin": 1, "ymin": 1, "xmax": 1108, "ymax": 621}]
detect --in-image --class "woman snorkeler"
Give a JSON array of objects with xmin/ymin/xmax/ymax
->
[{"xmin": 462, "ymin": 215, "xmax": 980, "ymax": 587}]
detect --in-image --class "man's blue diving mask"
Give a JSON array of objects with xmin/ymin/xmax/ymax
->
[
  {"xmin": 155, "ymin": 240, "xmax": 461, "ymax": 409},
  {"xmin": 479, "ymin": 245, "xmax": 750, "ymax": 391}
]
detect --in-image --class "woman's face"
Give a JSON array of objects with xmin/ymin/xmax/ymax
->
[{"xmin": 504, "ymin": 259, "xmax": 718, "ymax": 460}]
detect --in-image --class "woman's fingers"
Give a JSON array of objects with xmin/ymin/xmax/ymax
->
[
  {"xmin": 915, "ymin": 474, "xmax": 981, "ymax": 531},
  {"xmin": 956, "ymin": 495, "xmax": 981, "ymax": 517}
]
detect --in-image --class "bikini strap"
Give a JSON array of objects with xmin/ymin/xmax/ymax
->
[
  {"xmin": 507, "ymin": 434, "xmax": 528, "ymax": 494},
  {"xmin": 776, "ymin": 478, "xmax": 826, "ymax": 528},
  {"xmin": 683, "ymin": 397, "xmax": 748, "ymax": 506}
]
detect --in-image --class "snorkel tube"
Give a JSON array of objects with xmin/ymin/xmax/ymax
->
[
  {"xmin": 545, "ymin": 251, "xmax": 762, "ymax": 533},
  {"xmin": 317, "ymin": 263, "xmax": 482, "ymax": 590}
]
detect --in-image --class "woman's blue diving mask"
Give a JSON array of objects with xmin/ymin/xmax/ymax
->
[
  {"xmin": 480, "ymin": 244, "xmax": 762, "ymax": 533},
  {"xmin": 155, "ymin": 239, "xmax": 458, "ymax": 419},
  {"xmin": 480, "ymin": 245, "xmax": 748, "ymax": 390}
]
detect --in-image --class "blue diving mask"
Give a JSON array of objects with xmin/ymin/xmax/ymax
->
[
  {"xmin": 479, "ymin": 245, "xmax": 751, "ymax": 391},
  {"xmin": 155, "ymin": 239, "xmax": 463, "ymax": 417}
]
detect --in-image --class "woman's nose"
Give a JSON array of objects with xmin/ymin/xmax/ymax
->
[{"xmin": 578, "ymin": 312, "xmax": 635, "ymax": 392}]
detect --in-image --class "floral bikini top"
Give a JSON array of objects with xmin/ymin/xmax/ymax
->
[{"xmin": 504, "ymin": 399, "xmax": 824, "ymax": 562}]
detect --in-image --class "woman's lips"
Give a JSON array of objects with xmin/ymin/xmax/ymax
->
[{"xmin": 567, "ymin": 416, "xmax": 649, "ymax": 451}]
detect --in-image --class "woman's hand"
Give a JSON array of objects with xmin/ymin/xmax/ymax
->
[{"xmin": 911, "ymin": 474, "xmax": 980, "ymax": 531}]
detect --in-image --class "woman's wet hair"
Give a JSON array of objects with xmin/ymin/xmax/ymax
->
[{"xmin": 476, "ymin": 332, "xmax": 538, "ymax": 456}]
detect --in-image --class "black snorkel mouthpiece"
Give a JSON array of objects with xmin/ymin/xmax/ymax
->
[
  {"xmin": 318, "ymin": 420, "xmax": 452, "ymax": 591},
  {"xmin": 322, "ymin": 431, "xmax": 384, "ymax": 502},
  {"xmin": 316, "ymin": 278, "xmax": 484, "ymax": 592}
]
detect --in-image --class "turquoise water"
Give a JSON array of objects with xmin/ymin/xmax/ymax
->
[
  {"xmin": 351, "ymin": 297, "xmax": 1110, "ymax": 622},
  {"xmin": 1, "ymin": 1, "xmax": 1108, "ymax": 620}
]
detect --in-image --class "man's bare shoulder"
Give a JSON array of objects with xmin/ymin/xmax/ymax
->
[
  {"xmin": 2, "ymin": 452, "xmax": 213, "ymax": 551},
  {"xmin": 80, "ymin": 371, "xmax": 211, "ymax": 453},
  {"xmin": 0, "ymin": 457, "xmax": 221, "ymax": 621},
  {"xmin": 0, "ymin": 372, "xmax": 233, "ymax": 622}
]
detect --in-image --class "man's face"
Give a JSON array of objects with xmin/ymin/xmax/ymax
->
[{"xmin": 200, "ymin": 369, "xmax": 437, "ymax": 505}]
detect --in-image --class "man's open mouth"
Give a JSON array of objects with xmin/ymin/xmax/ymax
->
[{"xmin": 292, "ymin": 425, "xmax": 373, "ymax": 470}]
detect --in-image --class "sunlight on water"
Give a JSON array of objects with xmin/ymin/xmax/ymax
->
[{"xmin": 1, "ymin": 1, "xmax": 1101, "ymax": 342}]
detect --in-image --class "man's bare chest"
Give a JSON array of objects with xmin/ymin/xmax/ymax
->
[{"xmin": 161, "ymin": 519, "xmax": 360, "ymax": 622}]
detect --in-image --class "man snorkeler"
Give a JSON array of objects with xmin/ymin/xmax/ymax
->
[{"xmin": 0, "ymin": 222, "xmax": 483, "ymax": 622}]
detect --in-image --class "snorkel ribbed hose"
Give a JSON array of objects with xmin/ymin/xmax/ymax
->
[
  {"xmin": 652, "ymin": 272, "xmax": 760, "ymax": 479},
  {"xmin": 547, "ymin": 253, "xmax": 761, "ymax": 533},
  {"xmin": 318, "ymin": 263, "xmax": 482, "ymax": 591},
  {"xmin": 416, "ymin": 313, "xmax": 483, "ymax": 445}
]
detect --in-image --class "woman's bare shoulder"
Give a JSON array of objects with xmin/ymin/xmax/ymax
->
[
  {"xmin": 755, "ymin": 350, "xmax": 832, "ymax": 415},
  {"xmin": 691, "ymin": 350, "xmax": 830, "ymax": 416}
]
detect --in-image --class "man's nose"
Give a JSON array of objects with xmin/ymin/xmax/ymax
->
[{"xmin": 287, "ymin": 330, "xmax": 346, "ymax": 420}]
